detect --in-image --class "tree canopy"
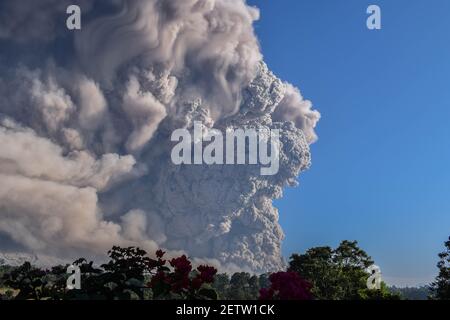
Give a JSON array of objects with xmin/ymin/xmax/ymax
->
[
  {"xmin": 430, "ymin": 236, "xmax": 450, "ymax": 300},
  {"xmin": 288, "ymin": 240, "xmax": 399, "ymax": 300}
]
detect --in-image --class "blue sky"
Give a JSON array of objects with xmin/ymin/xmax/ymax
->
[{"xmin": 247, "ymin": 0, "xmax": 450, "ymax": 286}]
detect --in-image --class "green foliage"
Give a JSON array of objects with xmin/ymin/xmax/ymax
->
[
  {"xmin": 288, "ymin": 240, "xmax": 397, "ymax": 300},
  {"xmin": 198, "ymin": 287, "xmax": 218, "ymax": 300},
  {"xmin": 1, "ymin": 247, "xmax": 152, "ymax": 300},
  {"xmin": 0, "ymin": 265, "xmax": 13, "ymax": 286},
  {"xmin": 228, "ymin": 272, "xmax": 259, "ymax": 300},
  {"xmin": 65, "ymin": 246, "xmax": 152, "ymax": 300},
  {"xmin": 289, "ymin": 246, "xmax": 337, "ymax": 299},
  {"xmin": 357, "ymin": 282, "xmax": 400, "ymax": 300},
  {"xmin": 212, "ymin": 273, "xmax": 230, "ymax": 299},
  {"xmin": 1, "ymin": 262, "xmax": 53, "ymax": 300},
  {"xmin": 2, "ymin": 262, "xmax": 74, "ymax": 300},
  {"xmin": 430, "ymin": 236, "xmax": 450, "ymax": 300},
  {"xmin": 211, "ymin": 272, "xmax": 267, "ymax": 300}
]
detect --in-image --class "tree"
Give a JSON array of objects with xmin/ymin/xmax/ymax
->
[
  {"xmin": 430, "ymin": 236, "xmax": 450, "ymax": 300},
  {"xmin": 66, "ymin": 246, "xmax": 151, "ymax": 300},
  {"xmin": 227, "ymin": 272, "xmax": 256, "ymax": 300},
  {"xmin": 289, "ymin": 240, "xmax": 386, "ymax": 300},
  {"xmin": 0, "ymin": 265, "xmax": 13, "ymax": 287},
  {"xmin": 1, "ymin": 262, "xmax": 59, "ymax": 300},
  {"xmin": 289, "ymin": 246, "xmax": 338, "ymax": 299},
  {"xmin": 357, "ymin": 282, "xmax": 400, "ymax": 300},
  {"xmin": 212, "ymin": 273, "xmax": 230, "ymax": 299},
  {"xmin": 333, "ymin": 240, "xmax": 374, "ymax": 299}
]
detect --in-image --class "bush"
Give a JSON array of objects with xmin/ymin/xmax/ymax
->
[
  {"xmin": 259, "ymin": 271, "xmax": 313, "ymax": 300},
  {"xmin": 1, "ymin": 246, "xmax": 219, "ymax": 300},
  {"xmin": 147, "ymin": 250, "xmax": 218, "ymax": 300}
]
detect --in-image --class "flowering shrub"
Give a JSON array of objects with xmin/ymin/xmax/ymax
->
[
  {"xmin": 148, "ymin": 251, "xmax": 218, "ymax": 300},
  {"xmin": 1, "ymin": 246, "xmax": 218, "ymax": 300},
  {"xmin": 259, "ymin": 271, "xmax": 313, "ymax": 300}
]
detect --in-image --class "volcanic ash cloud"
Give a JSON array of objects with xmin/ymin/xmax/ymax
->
[{"xmin": 0, "ymin": 0, "xmax": 320, "ymax": 272}]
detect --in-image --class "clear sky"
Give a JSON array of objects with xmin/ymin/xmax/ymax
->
[{"xmin": 247, "ymin": 0, "xmax": 450, "ymax": 286}]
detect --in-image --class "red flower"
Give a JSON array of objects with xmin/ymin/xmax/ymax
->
[
  {"xmin": 197, "ymin": 265, "xmax": 217, "ymax": 283},
  {"xmin": 191, "ymin": 276, "xmax": 204, "ymax": 290},
  {"xmin": 149, "ymin": 253, "xmax": 219, "ymax": 298},
  {"xmin": 170, "ymin": 255, "xmax": 192, "ymax": 275},
  {"xmin": 148, "ymin": 271, "xmax": 169, "ymax": 288},
  {"xmin": 259, "ymin": 272, "xmax": 313, "ymax": 300},
  {"xmin": 259, "ymin": 288, "xmax": 275, "ymax": 300},
  {"xmin": 170, "ymin": 276, "xmax": 190, "ymax": 292}
]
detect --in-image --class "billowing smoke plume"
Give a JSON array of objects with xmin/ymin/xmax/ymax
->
[{"xmin": 0, "ymin": 0, "xmax": 320, "ymax": 272}]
